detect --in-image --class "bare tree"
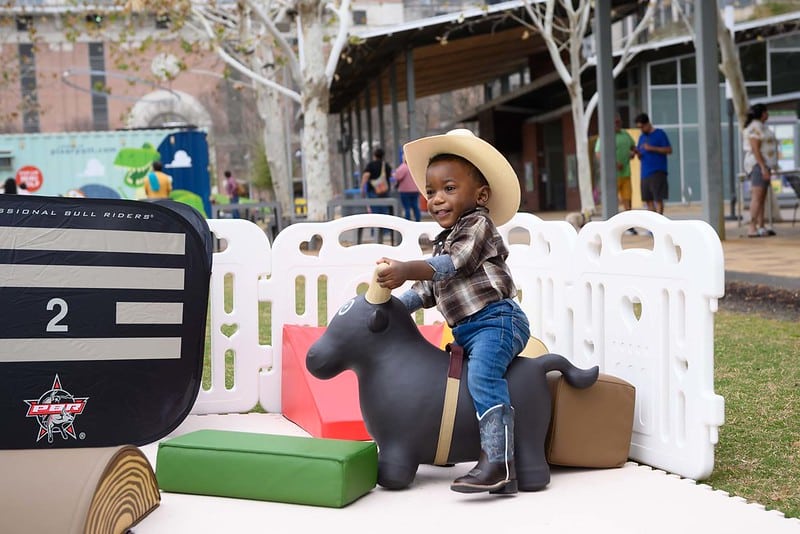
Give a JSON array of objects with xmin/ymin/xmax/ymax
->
[
  {"xmin": 515, "ymin": 0, "xmax": 656, "ymax": 214},
  {"xmin": 671, "ymin": 2, "xmax": 748, "ymax": 127},
  {"xmin": 1, "ymin": 0, "xmax": 350, "ymax": 221},
  {"xmin": 190, "ymin": 0, "xmax": 352, "ymax": 221}
]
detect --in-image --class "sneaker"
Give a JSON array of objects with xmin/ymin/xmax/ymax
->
[
  {"xmin": 624, "ymin": 228, "xmax": 637, "ymax": 236},
  {"xmin": 759, "ymin": 227, "xmax": 776, "ymax": 236}
]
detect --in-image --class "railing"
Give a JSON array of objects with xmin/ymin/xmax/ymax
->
[
  {"xmin": 211, "ymin": 201, "xmax": 283, "ymax": 240},
  {"xmin": 326, "ymin": 197, "xmax": 403, "ymax": 245}
]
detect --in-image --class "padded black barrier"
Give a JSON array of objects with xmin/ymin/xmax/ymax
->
[{"xmin": 0, "ymin": 196, "xmax": 212, "ymax": 449}]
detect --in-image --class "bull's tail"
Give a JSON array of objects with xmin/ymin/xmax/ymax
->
[{"xmin": 536, "ymin": 354, "xmax": 598, "ymax": 389}]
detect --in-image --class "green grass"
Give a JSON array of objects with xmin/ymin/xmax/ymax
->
[
  {"xmin": 707, "ymin": 310, "xmax": 800, "ymax": 519},
  {"xmin": 200, "ymin": 283, "xmax": 799, "ymax": 518}
]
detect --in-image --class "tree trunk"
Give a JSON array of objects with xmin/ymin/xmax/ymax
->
[
  {"xmin": 297, "ymin": 0, "xmax": 334, "ymax": 221},
  {"xmin": 256, "ymin": 84, "xmax": 293, "ymax": 224},
  {"xmin": 717, "ymin": 13, "xmax": 748, "ymax": 129},
  {"xmin": 568, "ymin": 82, "xmax": 595, "ymax": 213}
]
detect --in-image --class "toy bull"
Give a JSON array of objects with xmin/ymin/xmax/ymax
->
[{"xmin": 306, "ymin": 268, "xmax": 599, "ymax": 491}]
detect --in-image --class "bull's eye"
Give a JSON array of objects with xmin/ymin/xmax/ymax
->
[{"xmin": 338, "ymin": 299, "xmax": 355, "ymax": 316}]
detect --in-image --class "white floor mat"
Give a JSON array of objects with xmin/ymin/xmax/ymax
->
[{"xmin": 135, "ymin": 414, "xmax": 800, "ymax": 534}]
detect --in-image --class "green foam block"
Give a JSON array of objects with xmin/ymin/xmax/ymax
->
[{"xmin": 156, "ymin": 429, "xmax": 378, "ymax": 508}]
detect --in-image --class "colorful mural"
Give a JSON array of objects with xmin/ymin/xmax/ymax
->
[{"xmin": 0, "ymin": 129, "xmax": 211, "ymax": 216}]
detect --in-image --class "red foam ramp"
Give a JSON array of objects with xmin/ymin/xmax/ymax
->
[{"xmin": 281, "ymin": 324, "xmax": 444, "ymax": 440}]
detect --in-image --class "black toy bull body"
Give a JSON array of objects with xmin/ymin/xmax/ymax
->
[{"xmin": 306, "ymin": 292, "xmax": 599, "ymax": 491}]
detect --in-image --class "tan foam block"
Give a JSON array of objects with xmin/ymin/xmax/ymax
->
[{"xmin": 546, "ymin": 372, "xmax": 635, "ymax": 468}]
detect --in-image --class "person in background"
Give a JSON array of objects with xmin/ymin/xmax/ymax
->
[
  {"xmin": 633, "ymin": 113, "xmax": 672, "ymax": 215},
  {"xmin": 742, "ymin": 103, "xmax": 778, "ymax": 238},
  {"xmin": 595, "ymin": 113, "xmax": 636, "ymax": 234},
  {"xmin": 360, "ymin": 147, "xmax": 392, "ymax": 242},
  {"xmin": 144, "ymin": 161, "xmax": 173, "ymax": 199},
  {"xmin": 393, "ymin": 152, "xmax": 421, "ymax": 222},
  {"xmin": 3, "ymin": 177, "xmax": 17, "ymax": 194},
  {"xmin": 18, "ymin": 182, "xmax": 31, "ymax": 195},
  {"xmin": 224, "ymin": 170, "xmax": 240, "ymax": 219}
]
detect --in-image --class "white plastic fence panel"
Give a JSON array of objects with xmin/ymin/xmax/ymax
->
[
  {"xmin": 262, "ymin": 214, "xmax": 445, "ymax": 412},
  {"xmin": 569, "ymin": 211, "xmax": 725, "ymax": 480},
  {"xmin": 501, "ymin": 213, "xmax": 578, "ymax": 356},
  {"xmin": 193, "ymin": 212, "xmax": 727, "ymax": 481},
  {"xmin": 191, "ymin": 219, "xmax": 272, "ymax": 415},
  {"xmin": 262, "ymin": 212, "xmax": 577, "ymax": 412}
]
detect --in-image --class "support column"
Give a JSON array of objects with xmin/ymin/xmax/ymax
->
[
  {"xmin": 364, "ymin": 88, "xmax": 373, "ymax": 153},
  {"xmin": 595, "ymin": 0, "xmax": 617, "ymax": 220},
  {"xmin": 696, "ymin": 1, "xmax": 725, "ymax": 237},
  {"xmin": 355, "ymin": 95, "xmax": 364, "ymax": 177},
  {"xmin": 339, "ymin": 111, "xmax": 350, "ymax": 190},
  {"xmin": 405, "ymin": 48, "xmax": 417, "ymax": 141},
  {"xmin": 347, "ymin": 109, "xmax": 356, "ymax": 188},
  {"xmin": 376, "ymin": 75, "xmax": 386, "ymax": 160},
  {"xmin": 390, "ymin": 59, "xmax": 401, "ymax": 162}
]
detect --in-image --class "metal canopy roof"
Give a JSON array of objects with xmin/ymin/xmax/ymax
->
[{"xmin": 329, "ymin": 0, "xmax": 641, "ymax": 114}]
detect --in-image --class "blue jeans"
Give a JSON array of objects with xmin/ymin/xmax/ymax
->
[
  {"xmin": 399, "ymin": 192, "xmax": 421, "ymax": 221},
  {"xmin": 452, "ymin": 299, "xmax": 530, "ymax": 416}
]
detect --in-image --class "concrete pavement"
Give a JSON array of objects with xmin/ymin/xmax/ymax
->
[{"xmin": 540, "ymin": 204, "xmax": 799, "ymax": 292}]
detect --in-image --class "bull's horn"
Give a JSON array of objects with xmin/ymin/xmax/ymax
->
[{"xmin": 365, "ymin": 263, "xmax": 392, "ymax": 304}]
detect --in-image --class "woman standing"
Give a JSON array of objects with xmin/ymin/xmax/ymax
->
[
  {"xmin": 743, "ymin": 103, "xmax": 778, "ymax": 237},
  {"xmin": 393, "ymin": 153, "xmax": 421, "ymax": 221},
  {"xmin": 360, "ymin": 147, "xmax": 392, "ymax": 242}
]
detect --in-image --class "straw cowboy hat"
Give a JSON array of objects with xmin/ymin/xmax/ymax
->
[{"xmin": 403, "ymin": 128, "xmax": 521, "ymax": 226}]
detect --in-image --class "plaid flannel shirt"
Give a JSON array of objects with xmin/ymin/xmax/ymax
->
[{"xmin": 402, "ymin": 208, "xmax": 516, "ymax": 326}]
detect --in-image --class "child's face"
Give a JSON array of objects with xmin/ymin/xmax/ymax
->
[{"xmin": 424, "ymin": 159, "xmax": 489, "ymax": 228}]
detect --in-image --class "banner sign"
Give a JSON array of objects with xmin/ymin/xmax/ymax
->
[{"xmin": 0, "ymin": 196, "xmax": 211, "ymax": 449}]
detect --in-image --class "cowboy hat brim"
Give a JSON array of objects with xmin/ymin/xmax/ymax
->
[{"xmin": 403, "ymin": 129, "xmax": 520, "ymax": 226}]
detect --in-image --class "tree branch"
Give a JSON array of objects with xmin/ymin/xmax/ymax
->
[
  {"xmin": 324, "ymin": 0, "xmax": 351, "ymax": 85},
  {"xmin": 521, "ymin": 0, "xmax": 573, "ymax": 86},
  {"xmin": 243, "ymin": 0, "xmax": 302, "ymax": 82},
  {"xmin": 191, "ymin": 5, "xmax": 302, "ymax": 103}
]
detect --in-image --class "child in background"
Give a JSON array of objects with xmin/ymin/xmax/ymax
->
[{"xmin": 376, "ymin": 128, "xmax": 529, "ymax": 495}]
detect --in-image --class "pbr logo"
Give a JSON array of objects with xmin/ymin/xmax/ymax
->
[{"xmin": 24, "ymin": 375, "xmax": 88, "ymax": 444}]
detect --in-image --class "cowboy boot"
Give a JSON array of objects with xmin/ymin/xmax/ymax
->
[{"xmin": 451, "ymin": 404, "xmax": 517, "ymax": 494}]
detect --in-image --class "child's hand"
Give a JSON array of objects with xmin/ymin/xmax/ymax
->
[{"xmin": 375, "ymin": 258, "xmax": 408, "ymax": 289}]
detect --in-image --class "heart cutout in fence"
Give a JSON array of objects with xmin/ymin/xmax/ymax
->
[
  {"xmin": 221, "ymin": 323, "xmax": 239, "ymax": 337},
  {"xmin": 623, "ymin": 295, "xmax": 643, "ymax": 322}
]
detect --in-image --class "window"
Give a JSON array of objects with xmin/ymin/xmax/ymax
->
[
  {"xmin": 679, "ymin": 57, "xmax": 696, "ymax": 84},
  {"xmin": 0, "ymin": 152, "xmax": 13, "ymax": 169},
  {"xmin": 16, "ymin": 16, "xmax": 33, "ymax": 31},
  {"xmin": 746, "ymin": 85, "xmax": 768, "ymax": 99},
  {"xmin": 156, "ymin": 13, "xmax": 170, "ymax": 30},
  {"xmin": 770, "ymin": 52, "xmax": 800, "ymax": 95},
  {"xmin": 650, "ymin": 61, "xmax": 677, "ymax": 86},
  {"xmin": 651, "ymin": 88, "xmax": 679, "ymax": 125},
  {"xmin": 85, "ymin": 14, "xmax": 104, "ymax": 27},
  {"xmin": 353, "ymin": 10, "xmax": 367, "ymax": 25},
  {"xmin": 739, "ymin": 42, "xmax": 767, "ymax": 82},
  {"xmin": 680, "ymin": 87, "xmax": 697, "ymax": 123},
  {"xmin": 19, "ymin": 44, "xmax": 39, "ymax": 133}
]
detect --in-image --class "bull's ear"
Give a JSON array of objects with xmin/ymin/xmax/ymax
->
[{"xmin": 368, "ymin": 309, "xmax": 389, "ymax": 333}]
